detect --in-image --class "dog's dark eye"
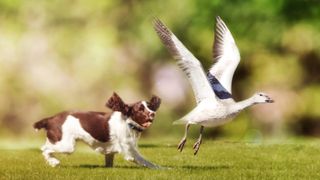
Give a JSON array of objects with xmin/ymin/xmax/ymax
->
[
  {"xmin": 139, "ymin": 105, "xmax": 144, "ymax": 111},
  {"xmin": 147, "ymin": 103, "xmax": 153, "ymax": 111},
  {"xmin": 259, "ymin": 94, "xmax": 263, "ymax": 96}
]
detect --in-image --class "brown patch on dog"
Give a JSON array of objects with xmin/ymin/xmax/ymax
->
[
  {"xmin": 148, "ymin": 95, "xmax": 161, "ymax": 111},
  {"xmin": 106, "ymin": 92, "xmax": 162, "ymax": 128},
  {"xmin": 129, "ymin": 100, "xmax": 159, "ymax": 127},
  {"xmin": 105, "ymin": 92, "xmax": 130, "ymax": 116},
  {"xmin": 72, "ymin": 111, "xmax": 111, "ymax": 142},
  {"xmin": 34, "ymin": 111, "xmax": 69, "ymax": 144},
  {"xmin": 129, "ymin": 95, "xmax": 161, "ymax": 126},
  {"xmin": 130, "ymin": 102, "xmax": 150, "ymax": 126},
  {"xmin": 34, "ymin": 111, "xmax": 112, "ymax": 143}
]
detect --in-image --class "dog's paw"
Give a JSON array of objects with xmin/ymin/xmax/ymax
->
[
  {"xmin": 47, "ymin": 158, "xmax": 60, "ymax": 167},
  {"xmin": 158, "ymin": 166, "xmax": 172, "ymax": 170},
  {"xmin": 153, "ymin": 165, "xmax": 172, "ymax": 170},
  {"xmin": 146, "ymin": 163, "xmax": 163, "ymax": 169}
]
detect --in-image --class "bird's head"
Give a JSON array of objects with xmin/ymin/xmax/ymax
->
[{"xmin": 252, "ymin": 92, "xmax": 274, "ymax": 104}]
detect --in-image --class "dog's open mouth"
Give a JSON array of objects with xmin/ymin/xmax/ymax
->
[{"xmin": 142, "ymin": 121, "xmax": 153, "ymax": 128}]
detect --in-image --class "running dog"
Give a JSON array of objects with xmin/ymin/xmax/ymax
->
[{"xmin": 34, "ymin": 92, "xmax": 161, "ymax": 168}]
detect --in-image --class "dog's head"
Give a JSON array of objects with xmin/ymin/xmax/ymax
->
[{"xmin": 106, "ymin": 92, "xmax": 161, "ymax": 129}]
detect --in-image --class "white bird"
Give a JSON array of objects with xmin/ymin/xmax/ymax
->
[{"xmin": 153, "ymin": 16, "xmax": 274, "ymax": 155}]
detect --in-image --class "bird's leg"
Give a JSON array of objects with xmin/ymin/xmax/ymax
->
[
  {"xmin": 177, "ymin": 123, "xmax": 190, "ymax": 152},
  {"xmin": 193, "ymin": 126, "xmax": 204, "ymax": 155}
]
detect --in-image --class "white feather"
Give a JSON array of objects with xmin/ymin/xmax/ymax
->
[
  {"xmin": 154, "ymin": 19, "xmax": 217, "ymax": 104},
  {"xmin": 209, "ymin": 16, "xmax": 240, "ymax": 93}
]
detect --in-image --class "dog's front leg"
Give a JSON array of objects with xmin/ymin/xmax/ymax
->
[
  {"xmin": 125, "ymin": 147, "xmax": 159, "ymax": 169},
  {"xmin": 133, "ymin": 153, "xmax": 159, "ymax": 169}
]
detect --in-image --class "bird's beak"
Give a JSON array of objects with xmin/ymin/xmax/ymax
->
[{"xmin": 266, "ymin": 99, "xmax": 274, "ymax": 103}]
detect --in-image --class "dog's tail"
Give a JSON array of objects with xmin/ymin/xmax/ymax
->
[{"xmin": 33, "ymin": 117, "xmax": 50, "ymax": 131}]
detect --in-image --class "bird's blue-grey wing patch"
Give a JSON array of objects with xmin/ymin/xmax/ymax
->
[{"xmin": 207, "ymin": 72, "xmax": 232, "ymax": 99}]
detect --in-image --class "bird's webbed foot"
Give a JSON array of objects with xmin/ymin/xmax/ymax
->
[
  {"xmin": 178, "ymin": 137, "xmax": 187, "ymax": 152},
  {"xmin": 193, "ymin": 137, "xmax": 202, "ymax": 155}
]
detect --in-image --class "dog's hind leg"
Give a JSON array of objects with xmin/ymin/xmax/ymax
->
[
  {"xmin": 41, "ymin": 139, "xmax": 60, "ymax": 167},
  {"xmin": 105, "ymin": 153, "xmax": 115, "ymax": 167},
  {"xmin": 41, "ymin": 137, "xmax": 76, "ymax": 167}
]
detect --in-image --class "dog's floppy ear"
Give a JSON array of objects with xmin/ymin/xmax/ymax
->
[
  {"xmin": 148, "ymin": 95, "xmax": 161, "ymax": 111},
  {"xmin": 106, "ymin": 92, "xmax": 130, "ymax": 115}
]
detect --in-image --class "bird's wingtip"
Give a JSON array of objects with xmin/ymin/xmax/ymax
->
[
  {"xmin": 152, "ymin": 17, "xmax": 164, "ymax": 27},
  {"xmin": 152, "ymin": 16, "xmax": 159, "ymax": 24}
]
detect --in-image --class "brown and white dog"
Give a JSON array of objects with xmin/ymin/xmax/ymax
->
[{"xmin": 34, "ymin": 92, "xmax": 161, "ymax": 168}]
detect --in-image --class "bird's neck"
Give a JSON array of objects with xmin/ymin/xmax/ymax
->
[{"xmin": 229, "ymin": 97, "xmax": 256, "ymax": 114}]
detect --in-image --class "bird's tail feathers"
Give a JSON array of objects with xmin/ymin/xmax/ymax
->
[{"xmin": 172, "ymin": 118, "xmax": 188, "ymax": 125}]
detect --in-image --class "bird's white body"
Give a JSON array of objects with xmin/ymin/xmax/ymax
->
[{"xmin": 174, "ymin": 98, "xmax": 236, "ymax": 127}]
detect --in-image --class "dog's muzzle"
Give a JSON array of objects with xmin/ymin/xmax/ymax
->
[{"xmin": 127, "ymin": 119, "xmax": 146, "ymax": 132}]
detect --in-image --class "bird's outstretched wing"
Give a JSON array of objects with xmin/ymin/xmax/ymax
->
[
  {"xmin": 208, "ymin": 16, "xmax": 240, "ymax": 95},
  {"xmin": 154, "ymin": 18, "xmax": 216, "ymax": 104}
]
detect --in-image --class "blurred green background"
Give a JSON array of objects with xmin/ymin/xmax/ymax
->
[{"xmin": 0, "ymin": 0, "xmax": 320, "ymax": 142}]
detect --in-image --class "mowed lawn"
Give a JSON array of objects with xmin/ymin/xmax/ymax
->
[{"xmin": 1, "ymin": 139, "xmax": 320, "ymax": 179}]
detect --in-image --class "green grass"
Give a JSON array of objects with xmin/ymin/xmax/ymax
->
[{"xmin": 1, "ymin": 139, "xmax": 320, "ymax": 179}]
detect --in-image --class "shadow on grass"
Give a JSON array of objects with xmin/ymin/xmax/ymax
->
[
  {"xmin": 179, "ymin": 165, "xmax": 231, "ymax": 170},
  {"xmin": 139, "ymin": 144, "xmax": 177, "ymax": 148},
  {"xmin": 139, "ymin": 144, "xmax": 160, "ymax": 148},
  {"xmin": 25, "ymin": 144, "xmax": 172, "ymax": 150},
  {"xmin": 28, "ymin": 148, "xmax": 41, "ymax": 152},
  {"xmin": 62, "ymin": 164, "xmax": 231, "ymax": 171},
  {"xmin": 69, "ymin": 164, "xmax": 142, "ymax": 169}
]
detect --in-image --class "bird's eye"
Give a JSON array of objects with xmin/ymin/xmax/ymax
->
[{"xmin": 139, "ymin": 105, "xmax": 144, "ymax": 111}]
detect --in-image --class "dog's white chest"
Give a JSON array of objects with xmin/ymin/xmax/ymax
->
[{"xmin": 108, "ymin": 112, "xmax": 139, "ymax": 154}]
